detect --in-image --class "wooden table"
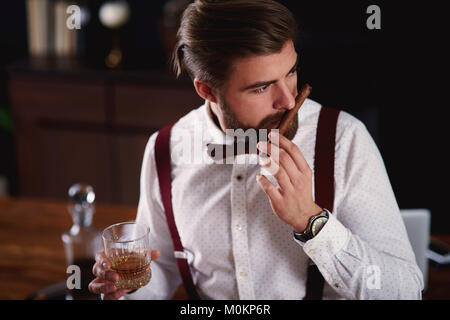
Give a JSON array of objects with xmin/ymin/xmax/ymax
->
[
  {"xmin": 0, "ymin": 196, "xmax": 448, "ymax": 300},
  {"xmin": 0, "ymin": 196, "xmax": 187, "ymax": 300}
]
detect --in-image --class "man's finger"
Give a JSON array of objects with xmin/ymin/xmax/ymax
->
[
  {"xmin": 88, "ymin": 278, "xmax": 117, "ymax": 295},
  {"xmin": 256, "ymin": 174, "xmax": 282, "ymax": 203},
  {"xmin": 270, "ymin": 132, "xmax": 311, "ymax": 175},
  {"xmin": 259, "ymin": 141, "xmax": 301, "ymax": 187},
  {"xmin": 92, "ymin": 262, "xmax": 106, "ymax": 278},
  {"xmin": 92, "ymin": 262, "xmax": 119, "ymax": 282},
  {"xmin": 95, "ymin": 251, "xmax": 111, "ymax": 270},
  {"xmin": 257, "ymin": 142, "xmax": 280, "ymax": 173},
  {"xmin": 258, "ymin": 151, "xmax": 292, "ymax": 192},
  {"xmin": 151, "ymin": 249, "xmax": 161, "ymax": 261},
  {"xmin": 257, "ymin": 144, "xmax": 280, "ymax": 176}
]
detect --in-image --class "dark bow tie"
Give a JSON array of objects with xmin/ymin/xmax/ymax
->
[{"xmin": 207, "ymin": 141, "xmax": 265, "ymax": 159}]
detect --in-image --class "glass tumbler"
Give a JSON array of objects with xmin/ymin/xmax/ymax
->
[{"xmin": 102, "ymin": 222, "xmax": 152, "ymax": 290}]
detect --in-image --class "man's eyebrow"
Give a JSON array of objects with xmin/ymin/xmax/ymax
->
[
  {"xmin": 239, "ymin": 79, "xmax": 277, "ymax": 92},
  {"xmin": 239, "ymin": 55, "xmax": 299, "ymax": 92},
  {"xmin": 287, "ymin": 55, "xmax": 299, "ymax": 75}
]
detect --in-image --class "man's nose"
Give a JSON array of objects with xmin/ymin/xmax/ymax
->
[{"xmin": 273, "ymin": 82, "xmax": 296, "ymax": 111}]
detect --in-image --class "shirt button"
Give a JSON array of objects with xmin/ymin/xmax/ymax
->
[
  {"xmin": 334, "ymin": 283, "xmax": 340, "ymax": 288},
  {"xmin": 236, "ymin": 224, "xmax": 243, "ymax": 231},
  {"xmin": 236, "ymin": 175, "xmax": 243, "ymax": 181},
  {"xmin": 239, "ymin": 271, "xmax": 247, "ymax": 277},
  {"xmin": 308, "ymin": 249, "xmax": 316, "ymax": 255}
]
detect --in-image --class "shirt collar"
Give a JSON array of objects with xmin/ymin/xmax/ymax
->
[{"xmin": 202, "ymin": 100, "xmax": 232, "ymax": 145}]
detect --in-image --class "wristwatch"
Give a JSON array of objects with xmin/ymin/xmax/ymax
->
[{"xmin": 293, "ymin": 208, "xmax": 330, "ymax": 242}]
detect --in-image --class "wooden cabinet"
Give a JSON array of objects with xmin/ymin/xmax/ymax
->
[
  {"xmin": 10, "ymin": 76, "xmax": 107, "ymax": 124},
  {"xmin": 8, "ymin": 63, "xmax": 203, "ymax": 205},
  {"xmin": 15, "ymin": 122, "xmax": 114, "ymax": 202},
  {"xmin": 114, "ymin": 83, "xmax": 203, "ymax": 128}
]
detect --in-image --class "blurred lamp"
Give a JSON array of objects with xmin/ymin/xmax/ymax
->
[
  {"xmin": 99, "ymin": 1, "xmax": 130, "ymax": 29},
  {"xmin": 99, "ymin": 1, "xmax": 130, "ymax": 68}
]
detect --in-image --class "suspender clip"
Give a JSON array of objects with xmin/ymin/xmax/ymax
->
[{"xmin": 174, "ymin": 250, "xmax": 188, "ymax": 259}]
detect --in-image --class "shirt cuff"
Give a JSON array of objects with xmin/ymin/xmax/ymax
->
[
  {"xmin": 119, "ymin": 282, "xmax": 169, "ymax": 300},
  {"xmin": 120, "ymin": 288, "xmax": 146, "ymax": 300},
  {"xmin": 294, "ymin": 213, "xmax": 350, "ymax": 260}
]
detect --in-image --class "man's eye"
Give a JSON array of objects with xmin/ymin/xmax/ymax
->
[
  {"xmin": 288, "ymin": 69, "xmax": 297, "ymax": 76},
  {"xmin": 254, "ymin": 85, "xmax": 269, "ymax": 94}
]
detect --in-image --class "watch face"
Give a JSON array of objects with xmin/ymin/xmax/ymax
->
[{"xmin": 311, "ymin": 217, "xmax": 328, "ymax": 236}]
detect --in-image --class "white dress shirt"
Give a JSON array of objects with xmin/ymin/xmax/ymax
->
[{"xmin": 123, "ymin": 98, "xmax": 424, "ymax": 300}]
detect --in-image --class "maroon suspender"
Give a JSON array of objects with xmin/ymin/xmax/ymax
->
[
  {"xmin": 314, "ymin": 106, "xmax": 340, "ymax": 213},
  {"xmin": 154, "ymin": 105, "xmax": 340, "ymax": 300},
  {"xmin": 154, "ymin": 122, "xmax": 200, "ymax": 300},
  {"xmin": 303, "ymin": 106, "xmax": 340, "ymax": 300}
]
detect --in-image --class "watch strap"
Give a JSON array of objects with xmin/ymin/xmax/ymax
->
[{"xmin": 293, "ymin": 209, "xmax": 329, "ymax": 242}]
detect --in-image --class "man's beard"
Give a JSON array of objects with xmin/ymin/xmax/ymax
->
[{"xmin": 219, "ymin": 95, "xmax": 298, "ymax": 141}]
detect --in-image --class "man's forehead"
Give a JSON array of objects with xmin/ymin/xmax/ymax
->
[{"xmin": 228, "ymin": 41, "xmax": 297, "ymax": 86}]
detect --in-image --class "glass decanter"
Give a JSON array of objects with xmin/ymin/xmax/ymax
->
[{"xmin": 62, "ymin": 183, "xmax": 102, "ymax": 300}]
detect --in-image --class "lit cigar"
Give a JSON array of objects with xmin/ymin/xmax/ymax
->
[{"xmin": 277, "ymin": 83, "xmax": 311, "ymax": 135}]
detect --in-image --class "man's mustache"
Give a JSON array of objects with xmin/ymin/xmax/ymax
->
[{"xmin": 259, "ymin": 112, "xmax": 286, "ymax": 128}]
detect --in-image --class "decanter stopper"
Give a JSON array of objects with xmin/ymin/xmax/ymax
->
[{"xmin": 68, "ymin": 183, "xmax": 96, "ymax": 227}]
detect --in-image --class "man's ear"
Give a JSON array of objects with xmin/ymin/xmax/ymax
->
[{"xmin": 193, "ymin": 79, "xmax": 219, "ymax": 103}]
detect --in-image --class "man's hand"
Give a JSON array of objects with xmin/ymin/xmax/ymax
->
[
  {"xmin": 89, "ymin": 249, "xmax": 161, "ymax": 300},
  {"xmin": 256, "ymin": 131, "xmax": 322, "ymax": 232}
]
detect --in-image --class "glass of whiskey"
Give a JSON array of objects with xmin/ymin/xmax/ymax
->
[{"xmin": 102, "ymin": 222, "xmax": 152, "ymax": 290}]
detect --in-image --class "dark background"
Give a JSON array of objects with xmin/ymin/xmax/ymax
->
[{"xmin": 0, "ymin": 1, "xmax": 447, "ymax": 232}]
